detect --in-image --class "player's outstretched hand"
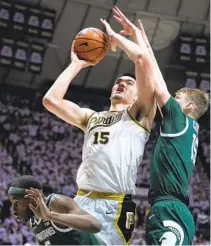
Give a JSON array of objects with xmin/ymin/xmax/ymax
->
[
  {"xmin": 100, "ymin": 18, "xmax": 117, "ymax": 52},
  {"xmin": 112, "ymin": 6, "xmax": 139, "ymax": 36},
  {"xmin": 112, "ymin": 6, "xmax": 153, "ymax": 56},
  {"xmin": 71, "ymin": 41, "xmax": 98, "ymax": 68},
  {"xmin": 25, "ymin": 188, "xmax": 50, "ymax": 221}
]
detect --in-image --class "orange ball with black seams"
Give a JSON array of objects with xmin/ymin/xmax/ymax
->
[{"xmin": 73, "ymin": 27, "xmax": 108, "ymax": 63}]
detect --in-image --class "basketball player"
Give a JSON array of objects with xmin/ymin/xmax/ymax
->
[
  {"xmin": 111, "ymin": 6, "xmax": 210, "ymax": 245},
  {"xmin": 42, "ymin": 14, "xmax": 157, "ymax": 245},
  {"xmin": 8, "ymin": 175, "xmax": 101, "ymax": 245}
]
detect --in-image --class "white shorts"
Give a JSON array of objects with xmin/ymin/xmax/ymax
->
[{"xmin": 74, "ymin": 189, "xmax": 136, "ymax": 245}]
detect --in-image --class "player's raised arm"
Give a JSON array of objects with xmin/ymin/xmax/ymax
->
[
  {"xmin": 137, "ymin": 21, "xmax": 171, "ymax": 108},
  {"xmin": 112, "ymin": 6, "xmax": 170, "ymax": 109},
  {"xmin": 42, "ymin": 44, "xmax": 95, "ymax": 131},
  {"xmin": 101, "ymin": 19, "xmax": 155, "ymax": 117}
]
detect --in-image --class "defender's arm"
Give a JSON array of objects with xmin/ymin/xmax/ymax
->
[
  {"xmin": 25, "ymin": 189, "xmax": 102, "ymax": 233},
  {"xmin": 48, "ymin": 195, "xmax": 102, "ymax": 233}
]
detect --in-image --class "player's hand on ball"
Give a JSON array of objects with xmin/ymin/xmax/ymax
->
[
  {"xmin": 100, "ymin": 18, "xmax": 117, "ymax": 52},
  {"xmin": 25, "ymin": 188, "xmax": 50, "ymax": 221},
  {"xmin": 71, "ymin": 41, "xmax": 98, "ymax": 68}
]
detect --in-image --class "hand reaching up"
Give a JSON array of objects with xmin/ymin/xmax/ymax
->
[
  {"xmin": 100, "ymin": 18, "xmax": 117, "ymax": 52},
  {"xmin": 112, "ymin": 6, "xmax": 139, "ymax": 36}
]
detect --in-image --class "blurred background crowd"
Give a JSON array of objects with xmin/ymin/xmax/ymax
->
[
  {"xmin": 0, "ymin": 0, "xmax": 210, "ymax": 245},
  {"xmin": 0, "ymin": 87, "xmax": 209, "ymax": 245}
]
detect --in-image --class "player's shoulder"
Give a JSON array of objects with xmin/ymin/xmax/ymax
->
[
  {"xmin": 49, "ymin": 193, "xmax": 73, "ymax": 204},
  {"xmin": 81, "ymin": 108, "xmax": 96, "ymax": 119},
  {"xmin": 161, "ymin": 96, "xmax": 185, "ymax": 117},
  {"xmin": 164, "ymin": 96, "xmax": 180, "ymax": 108},
  {"xmin": 81, "ymin": 108, "xmax": 96, "ymax": 129}
]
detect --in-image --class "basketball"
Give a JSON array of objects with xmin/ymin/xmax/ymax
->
[{"xmin": 73, "ymin": 27, "xmax": 108, "ymax": 63}]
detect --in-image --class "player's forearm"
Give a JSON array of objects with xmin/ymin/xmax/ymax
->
[
  {"xmin": 48, "ymin": 212, "xmax": 102, "ymax": 233},
  {"xmin": 134, "ymin": 55, "xmax": 155, "ymax": 115},
  {"xmin": 113, "ymin": 33, "xmax": 145, "ymax": 62},
  {"xmin": 132, "ymin": 28, "xmax": 167, "ymax": 89},
  {"xmin": 133, "ymin": 26, "xmax": 169, "ymax": 104},
  {"xmin": 140, "ymin": 55, "xmax": 170, "ymax": 107},
  {"xmin": 146, "ymin": 53, "xmax": 170, "ymax": 106},
  {"xmin": 145, "ymin": 43, "xmax": 167, "ymax": 91},
  {"xmin": 133, "ymin": 29, "xmax": 144, "ymax": 48},
  {"xmin": 43, "ymin": 62, "xmax": 82, "ymax": 104},
  {"xmin": 145, "ymin": 56, "xmax": 167, "ymax": 92},
  {"xmin": 135, "ymin": 30, "xmax": 170, "ymax": 106}
]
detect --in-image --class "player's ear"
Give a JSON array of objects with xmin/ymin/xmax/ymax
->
[{"xmin": 184, "ymin": 102, "xmax": 193, "ymax": 113}]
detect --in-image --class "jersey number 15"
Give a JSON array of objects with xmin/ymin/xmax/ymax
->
[{"xmin": 93, "ymin": 132, "xmax": 110, "ymax": 144}]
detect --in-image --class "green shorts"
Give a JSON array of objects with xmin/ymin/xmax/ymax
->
[{"xmin": 146, "ymin": 200, "xmax": 195, "ymax": 245}]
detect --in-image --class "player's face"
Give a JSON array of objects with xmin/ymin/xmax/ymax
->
[
  {"xmin": 111, "ymin": 76, "xmax": 137, "ymax": 104},
  {"xmin": 9, "ymin": 195, "xmax": 33, "ymax": 223}
]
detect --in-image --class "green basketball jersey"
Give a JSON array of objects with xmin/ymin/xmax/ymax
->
[
  {"xmin": 30, "ymin": 194, "xmax": 100, "ymax": 245},
  {"xmin": 148, "ymin": 97, "xmax": 199, "ymax": 205}
]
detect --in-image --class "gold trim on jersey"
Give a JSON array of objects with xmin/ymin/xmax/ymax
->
[
  {"xmin": 127, "ymin": 108, "xmax": 150, "ymax": 133},
  {"xmin": 77, "ymin": 189, "xmax": 125, "ymax": 201}
]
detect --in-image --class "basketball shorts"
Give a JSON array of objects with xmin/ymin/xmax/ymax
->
[
  {"xmin": 74, "ymin": 189, "xmax": 136, "ymax": 245},
  {"xmin": 146, "ymin": 200, "xmax": 195, "ymax": 245}
]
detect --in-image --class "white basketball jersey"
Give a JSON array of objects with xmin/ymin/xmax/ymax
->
[{"xmin": 76, "ymin": 109, "xmax": 149, "ymax": 194}]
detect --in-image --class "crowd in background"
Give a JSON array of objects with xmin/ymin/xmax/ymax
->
[{"xmin": 0, "ymin": 90, "xmax": 210, "ymax": 245}]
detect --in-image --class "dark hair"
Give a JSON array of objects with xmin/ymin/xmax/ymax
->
[
  {"xmin": 115, "ymin": 72, "xmax": 136, "ymax": 81},
  {"xmin": 10, "ymin": 175, "xmax": 42, "ymax": 190}
]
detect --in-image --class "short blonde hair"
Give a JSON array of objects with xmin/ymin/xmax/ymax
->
[{"xmin": 176, "ymin": 87, "xmax": 210, "ymax": 119}]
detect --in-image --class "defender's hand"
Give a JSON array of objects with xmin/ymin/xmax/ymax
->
[
  {"xmin": 25, "ymin": 188, "xmax": 50, "ymax": 221},
  {"xmin": 112, "ymin": 6, "xmax": 139, "ymax": 36}
]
